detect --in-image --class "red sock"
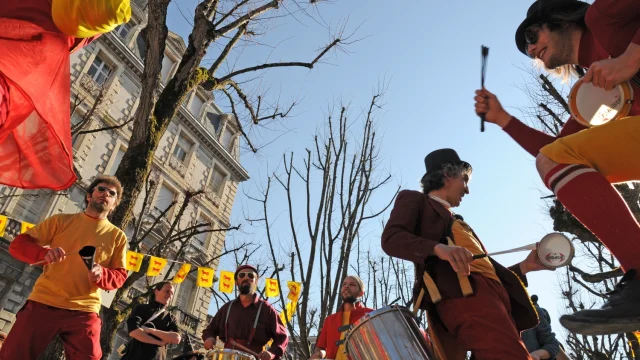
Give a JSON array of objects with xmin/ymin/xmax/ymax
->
[{"xmin": 545, "ymin": 164, "xmax": 640, "ymax": 278}]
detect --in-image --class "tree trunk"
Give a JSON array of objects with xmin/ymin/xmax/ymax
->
[
  {"xmin": 37, "ymin": 335, "xmax": 65, "ymax": 360},
  {"xmin": 99, "ymin": 306, "xmax": 124, "ymax": 360}
]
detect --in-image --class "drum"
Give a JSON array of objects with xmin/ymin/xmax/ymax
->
[
  {"xmin": 568, "ymin": 79, "xmax": 634, "ymax": 127},
  {"xmin": 537, "ymin": 232, "xmax": 574, "ymax": 268},
  {"xmin": 206, "ymin": 349, "xmax": 256, "ymax": 360},
  {"xmin": 345, "ymin": 305, "xmax": 432, "ymax": 360}
]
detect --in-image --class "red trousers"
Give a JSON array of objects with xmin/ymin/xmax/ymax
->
[
  {"xmin": 435, "ymin": 275, "xmax": 533, "ymax": 360},
  {"xmin": 0, "ymin": 301, "xmax": 102, "ymax": 360}
]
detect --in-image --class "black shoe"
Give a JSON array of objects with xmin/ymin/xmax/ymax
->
[{"xmin": 560, "ymin": 269, "xmax": 640, "ymax": 335}]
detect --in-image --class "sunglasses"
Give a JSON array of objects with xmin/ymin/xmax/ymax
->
[
  {"xmin": 524, "ymin": 24, "xmax": 542, "ymax": 46},
  {"xmin": 96, "ymin": 186, "xmax": 117, "ymax": 197},
  {"xmin": 237, "ymin": 272, "xmax": 256, "ymax": 280}
]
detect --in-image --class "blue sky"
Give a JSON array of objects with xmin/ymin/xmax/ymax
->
[{"xmin": 167, "ymin": 0, "xmax": 569, "ymax": 340}]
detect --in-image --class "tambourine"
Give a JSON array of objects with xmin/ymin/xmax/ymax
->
[
  {"xmin": 473, "ymin": 232, "xmax": 574, "ymax": 269},
  {"xmin": 568, "ymin": 79, "xmax": 634, "ymax": 127}
]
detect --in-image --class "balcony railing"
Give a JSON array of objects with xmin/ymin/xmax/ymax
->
[
  {"xmin": 79, "ymin": 73, "xmax": 103, "ymax": 98},
  {"xmin": 127, "ymin": 287, "xmax": 144, "ymax": 300},
  {"xmin": 175, "ymin": 308, "xmax": 200, "ymax": 333}
]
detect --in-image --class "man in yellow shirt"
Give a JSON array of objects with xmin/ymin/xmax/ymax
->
[
  {"xmin": 1, "ymin": 175, "xmax": 128, "ymax": 360},
  {"xmin": 309, "ymin": 275, "xmax": 373, "ymax": 360}
]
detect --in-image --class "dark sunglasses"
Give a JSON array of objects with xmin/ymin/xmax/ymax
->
[
  {"xmin": 237, "ymin": 272, "xmax": 256, "ymax": 280},
  {"xmin": 524, "ymin": 24, "xmax": 542, "ymax": 46},
  {"xmin": 96, "ymin": 185, "xmax": 117, "ymax": 197}
]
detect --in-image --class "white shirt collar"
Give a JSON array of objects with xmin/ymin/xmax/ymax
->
[{"xmin": 428, "ymin": 195, "xmax": 452, "ymax": 209}]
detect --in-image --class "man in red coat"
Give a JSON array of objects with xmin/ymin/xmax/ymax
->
[
  {"xmin": 309, "ymin": 275, "xmax": 373, "ymax": 360},
  {"xmin": 0, "ymin": 0, "xmax": 130, "ymax": 190}
]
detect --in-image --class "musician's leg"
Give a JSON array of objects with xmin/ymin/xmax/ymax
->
[
  {"xmin": 537, "ymin": 115, "xmax": 640, "ymax": 274},
  {"xmin": 0, "ymin": 301, "xmax": 60, "ymax": 360},
  {"xmin": 537, "ymin": 115, "xmax": 640, "ymax": 334},
  {"xmin": 435, "ymin": 275, "xmax": 532, "ymax": 360},
  {"xmin": 59, "ymin": 311, "xmax": 102, "ymax": 360}
]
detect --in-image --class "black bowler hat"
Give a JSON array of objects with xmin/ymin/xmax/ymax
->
[
  {"xmin": 515, "ymin": 0, "xmax": 590, "ymax": 55},
  {"xmin": 423, "ymin": 149, "xmax": 471, "ymax": 176}
]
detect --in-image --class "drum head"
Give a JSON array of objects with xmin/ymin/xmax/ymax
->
[
  {"xmin": 569, "ymin": 79, "xmax": 633, "ymax": 127},
  {"xmin": 537, "ymin": 233, "xmax": 574, "ymax": 268}
]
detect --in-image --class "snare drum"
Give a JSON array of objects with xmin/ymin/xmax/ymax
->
[
  {"xmin": 206, "ymin": 349, "xmax": 256, "ymax": 360},
  {"xmin": 345, "ymin": 305, "xmax": 432, "ymax": 360},
  {"xmin": 537, "ymin": 233, "xmax": 574, "ymax": 268},
  {"xmin": 568, "ymin": 79, "xmax": 634, "ymax": 127}
]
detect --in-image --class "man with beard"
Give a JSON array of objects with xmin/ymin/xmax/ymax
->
[
  {"xmin": 1, "ymin": 175, "xmax": 128, "ymax": 359},
  {"xmin": 309, "ymin": 275, "xmax": 373, "ymax": 360},
  {"xmin": 474, "ymin": 0, "xmax": 640, "ymax": 336},
  {"xmin": 202, "ymin": 265, "xmax": 288, "ymax": 360},
  {"xmin": 120, "ymin": 282, "xmax": 182, "ymax": 360},
  {"xmin": 382, "ymin": 149, "xmax": 550, "ymax": 360}
]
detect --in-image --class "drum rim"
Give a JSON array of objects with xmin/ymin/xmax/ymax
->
[
  {"xmin": 538, "ymin": 232, "xmax": 574, "ymax": 268},
  {"xmin": 344, "ymin": 305, "xmax": 413, "ymax": 343},
  {"xmin": 205, "ymin": 348, "xmax": 256, "ymax": 359},
  {"xmin": 568, "ymin": 79, "xmax": 634, "ymax": 127}
]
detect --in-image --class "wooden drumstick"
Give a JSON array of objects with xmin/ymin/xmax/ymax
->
[
  {"xmin": 480, "ymin": 45, "xmax": 489, "ymax": 132},
  {"xmin": 229, "ymin": 339, "xmax": 262, "ymax": 359}
]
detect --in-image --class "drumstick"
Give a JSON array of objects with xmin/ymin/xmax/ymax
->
[
  {"xmin": 480, "ymin": 45, "xmax": 489, "ymax": 132},
  {"xmin": 229, "ymin": 339, "xmax": 261, "ymax": 359},
  {"xmin": 472, "ymin": 242, "xmax": 537, "ymax": 260},
  {"xmin": 29, "ymin": 246, "xmax": 96, "ymax": 266}
]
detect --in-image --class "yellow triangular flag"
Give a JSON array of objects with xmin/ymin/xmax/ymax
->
[
  {"xmin": 125, "ymin": 251, "xmax": 144, "ymax": 272},
  {"xmin": 0, "ymin": 215, "xmax": 7, "ymax": 237},
  {"xmin": 287, "ymin": 281, "xmax": 302, "ymax": 302},
  {"xmin": 265, "ymin": 278, "xmax": 280, "ymax": 298},
  {"xmin": 20, "ymin": 221, "xmax": 35, "ymax": 234},
  {"xmin": 173, "ymin": 264, "xmax": 191, "ymax": 284},
  {"xmin": 196, "ymin": 267, "xmax": 215, "ymax": 288},
  {"xmin": 147, "ymin": 256, "xmax": 167, "ymax": 277},
  {"xmin": 219, "ymin": 270, "xmax": 235, "ymax": 294}
]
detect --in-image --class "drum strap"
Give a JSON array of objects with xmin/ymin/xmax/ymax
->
[{"xmin": 224, "ymin": 298, "xmax": 264, "ymax": 346}]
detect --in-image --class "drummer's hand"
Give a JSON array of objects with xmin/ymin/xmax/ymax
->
[
  {"xmin": 44, "ymin": 247, "xmax": 66, "ymax": 264},
  {"xmin": 259, "ymin": 350, "xmax": 275, "ymax": 360},
  {"xmin": 584, "ymin": 43, "xmax": 640, "ymax": 91},
  {"xmin": 474, "ymin": 88, "xmax": 512, "ymax": 128},
  {"xmin": 433, "ymin": 244, "xmax": 473, "ymax": 276},
  {"xmin": 88, "ymin": 264, "xmax": 102, "ymax": 283},
  {"xmin": 519, "ymin": 244, "xmax": 553, "ymax": 275},
  {"xmin": 203, "ymin": 337, "xmax": 216, "ymax": 350}
]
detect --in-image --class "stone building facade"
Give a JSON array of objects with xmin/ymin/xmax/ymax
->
[{"xmin": 0, "ymin": 0, "xmax": 248, "ymax": 356}]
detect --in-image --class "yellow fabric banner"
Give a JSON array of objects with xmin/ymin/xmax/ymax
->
[
  {"xmin": 125, "ymin": 251, "xmax": 143, "ymax": 272},
  {"xmin": 146, "ymin": 256, "xmax": 167, "ymax": 277},
  {"xmin": 197, "ymin": 267, "xmax": 215, "ymax": 288},
  {"xmin": 0, "ymin": 215, "xmax": 7, "ymax": 237},
  {"xmin": 173, "ymin": 264, "xmax": 191, "ymax": 284},
  {"xmin": 287, "ymin": 281, "xmax": 302, "ymax": 302},
  {"xmin": 20, "ymin": 221, "xmax": 35, "ymax": 234},
  {"xmin": 219, "ymin": 270, "xmax": 235, "ymax": 294},
  {"xmin": 265, "ymin": 278, "xmax": 280, "ymax": 298}
]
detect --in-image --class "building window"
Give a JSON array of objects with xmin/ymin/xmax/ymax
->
[
  {"xmin": 189, "ymin": 94, "xmax": 205, "ymax": 118},
  {"xmin": 206, "ymin": 112, "xmax": 221, "ymax": 135},
  {"xmin": 115, "ymin": 23, "xmax": 133, "ymax": 40},
  {"xmin": 176, "ymin": 276, "xmax": 195, "ymax": 311},
  {"xmin": 107, "ymin": 147, "xmax": 126, "ymax": 175},
  {"xmin": 12, "ymin": 190, "xmax": 50, "ymax": 224},
  {"xmin": 155, "ymin": 184, "xmax": 176, "ymax": 212},
  {"xmin": 221, "ymin": 128, "xmax": 233, "ymax": 151},
  {"xmin": 172, "ymin": 133, "xmax": 193, "ymax": 163},
  {"xmin": 161, "ymin": 54, "xmax": 175, "ymax": 83},
  {"xmin": 87, "ymin": 56, "xmax": 113, "ymax": 86},
  {"xmin": 209, "ymin": 167, "xmax": 226, "ymax": 196},
  {"xmin": 193, "ymin": 214, "xmax": 210, "ymax": 249}
]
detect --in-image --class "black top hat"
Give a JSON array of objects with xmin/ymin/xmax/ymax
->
[
  {"xmin": 423, "ymin": 149, "xmax": 471, "ymax": 175},
  {"xmin": 515, "ymin": 0, "xmax": 590, "ymax": 55}
]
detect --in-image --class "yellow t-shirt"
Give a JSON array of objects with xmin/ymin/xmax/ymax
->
[
  {"xmin": 335, "ymin": 311, "xmax": 351, "ymax": 360},
  {"xmin": 27, "ymin": 213, "xmax": 127, "ymax": 313},
  {"xmin": 451, "ymin": 220, "xmax": 501, "ymax": 284}
]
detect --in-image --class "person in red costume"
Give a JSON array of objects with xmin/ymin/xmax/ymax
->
[
  {"xmin": 474, "ymin": 0, "xmax": 640, "ymax": 336},
  {"xmin": 0, "ymin": 0, "xmax": 130, "ymax": 190},
  {"xmin": 0, "ymin": 175, "xmax": 129, "ymax": 360}
]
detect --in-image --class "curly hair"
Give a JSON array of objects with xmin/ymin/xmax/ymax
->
[
  {"xmin": 420, "ymin": 163, "xmax": 472, "ymax": 195},
  {"xmin": 84, "ymin": 175, "xmax": 123, "ymax": 208}
]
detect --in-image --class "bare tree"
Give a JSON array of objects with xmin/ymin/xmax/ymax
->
[
  {"xmin": 519, "ymin": 68, "xmax": 640, "ymax": 359},
  {"xmin": 244, "ymin": 90, "xmax": 400, "ymax": 358},
  {"xmin": 110, "ymin": 0, "xmax": 355, "ymax": 234}
]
